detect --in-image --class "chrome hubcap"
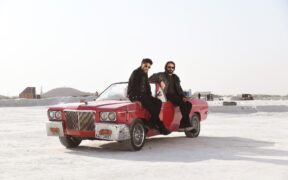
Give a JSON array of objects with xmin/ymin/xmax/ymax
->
[
  {"xmin": 191, "ymin": 116, "xmax": 200, "ymax": 132},
  {"xmin": 133, "ymin": 124, "xmax": 145, "ymax": 147}
]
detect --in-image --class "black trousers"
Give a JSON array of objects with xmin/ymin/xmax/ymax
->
[
  {"xmin": 138, "ymin": 95, "xmax": 162, "ymax": 126},
  {"xmin": 167, "ymin": 94, "xmax": 192, "ymax": 127}
]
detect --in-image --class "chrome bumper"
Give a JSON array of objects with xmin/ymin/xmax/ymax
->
[
  {"xmin": 95, "ymin": 123, "xmax": 130, "ymax": 141},
  {"xmin": 46, "ymin": 121, "xmax": 131, "ymax": 141},
  {"xmin": 46, "ymin": 121, "xmax": 64, "ymax": 137}
]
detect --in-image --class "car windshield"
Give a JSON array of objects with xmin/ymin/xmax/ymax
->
[{"xmin": 97, "ymin": 83, "xmax": 156, "ymax": 101}]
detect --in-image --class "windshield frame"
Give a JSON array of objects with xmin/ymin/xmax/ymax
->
[{"xmin": 96, "ymin": 82, "xmax": 167, "ymax": 102}]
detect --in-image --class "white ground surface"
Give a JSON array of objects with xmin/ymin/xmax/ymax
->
[{"xmin": 0, "ymin": 105, "xmax": 288, "ymax": 180}]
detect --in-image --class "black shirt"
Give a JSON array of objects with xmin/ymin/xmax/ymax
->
[
  {"xmin": 127, "ymin": 67, "xmax": 152, "ymax": 101},
  {"xmin": 166, "ymin": 74, "xmax": 177, "ymax": 96}
]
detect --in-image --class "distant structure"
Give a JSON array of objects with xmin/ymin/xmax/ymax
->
[
  {"xmin": 19, "ymin": 87, "xmax": 36, "ymax": 99},
  {"xmin": 241, "ymin": 94, "xmax": 254, "ymax": 100},
  {"xmin": 42, "ymin": 87, "xmax": 92, "ymax": 98},
  {"xmin": 193, "ymin": 91, "xmax": 214, "ymax": 101},
  {"xmin": 40, "ymin": 86, "xmax": 43, "ymax": 97},
  {"xmin": 223, "ymin": 101, "xmax": 237, "ymax": 106}
]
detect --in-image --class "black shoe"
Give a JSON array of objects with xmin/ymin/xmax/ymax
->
[
  {"xmin": 178, "ymin": 122, "xmax": 191, "ymax": 132},
  {"xmin": 157, "ymin": 122, "xmax": 171, "ymax": 135},
  {"xmin": 184, "ymin": 127, "xmax": 194, "ymax": 131},
  {"xmin": 179, "ymin": 122, "xmax": 187, "ymax": 128},
  {"xmin": 159, "ymin": 128, "xmax": 171, "ymax": 135}
]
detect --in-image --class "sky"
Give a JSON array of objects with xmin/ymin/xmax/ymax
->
[{"xmin": 0, "ymin": 0, "xmax": 287, "ymax": 96}]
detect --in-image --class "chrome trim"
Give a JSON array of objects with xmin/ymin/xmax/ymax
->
[
  {"xmin": 64, "ymin": 110, "xmax": 96, "ymax": 113},
  {"xmin": 117, "ymin": 111, "xmax": 127, "ymax": 114},
  {"xmin": 127, "ymin": 110, "xmax": 137, "ymax": 113},
  {"xmin": 64, "ymin": 110, "xmax": 96, "ymax": 131},
  {"xmin": 46, "ymin": 121, "xmax": 64, "ymax": 137},
  {"xmin": 95, "ymin": 123, "xmax": 130, "ymax": 141}
]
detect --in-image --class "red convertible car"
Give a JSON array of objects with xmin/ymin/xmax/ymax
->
[{"xmin": 46, "ymin": 82, "xmax": 208, "ymax": 151}]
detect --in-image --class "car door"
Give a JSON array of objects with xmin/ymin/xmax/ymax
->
[{"xmin": 154, "ymin": 84, "xmax": 182, "ymax": 131}]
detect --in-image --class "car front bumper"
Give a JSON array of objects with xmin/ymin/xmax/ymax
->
[
  {"xmin": 46, "ymin": 121, "xmax": 64, "ymax": 137},
  {"xmin": 95, "ymin": 123, "xmax": 131, "ymax": 141},
  {"xmin": 46, "ymin": 122, "xmax": 131, "ymax": 141}
]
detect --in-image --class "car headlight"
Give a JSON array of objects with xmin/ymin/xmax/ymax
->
[
  {"xmin": 55, "ymin": 111, "xmax": 62, "ymax": 120},
  {"xmin": 100, "ymin": 112, "xmax": 108, "ymax": 121},
  {"xmin": 108, "ymin": 112, "xmax": 116, "ymax": 121},
  {"xmin": 48, "ymin": 110, "xmax": 62, "ymax": 120},
  {"xmin": 48, "ymin": 111, "xmax": 55, "ymax": 119},
  {"xmin": 100, "ymin": 112, "xmax": 117, "ymax": 121}
]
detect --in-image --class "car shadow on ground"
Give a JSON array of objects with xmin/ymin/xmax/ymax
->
[{"xmin": 65, "ymin": 135, "xmax": 288, "ymax": 166}]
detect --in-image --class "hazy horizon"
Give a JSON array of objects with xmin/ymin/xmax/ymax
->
[
  {"xmin": 0, "ymin": 0, "xmax": 287, "ymax": 96},
  {"xmin": 0, "ymin": 84, "xmax": 287, "ymax": 98}
]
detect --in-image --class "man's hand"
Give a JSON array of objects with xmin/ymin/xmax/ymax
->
[{"xmin": 160, "ymin": 81, "xmax": 166, "ymax": 90}]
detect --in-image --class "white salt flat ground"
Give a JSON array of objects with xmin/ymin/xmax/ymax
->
[{"xmin": 0, "ymin": 105, "xmax": 288, "ymax": 180}]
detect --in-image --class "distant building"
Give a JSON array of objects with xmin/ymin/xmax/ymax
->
[{"xmin": 19, "ymin": 87, "xmax": 36, "ymax": 99}]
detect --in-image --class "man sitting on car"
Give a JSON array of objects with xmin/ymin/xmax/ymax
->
[
  {"xmin": 149, "ymin": 61, "xmax": 193, "ymax": 131},
  {"xmin": 127, "ymin": 58, "xmax": 171, "ymax": 135}
]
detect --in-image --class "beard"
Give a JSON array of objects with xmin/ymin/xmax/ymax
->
[{"xmin": 166, "ymin": 69, "xmax": 174, "ymax": 75}]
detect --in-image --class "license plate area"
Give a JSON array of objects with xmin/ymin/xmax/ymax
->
[{"xmin": 95, "ymin": 123, "xmax": 114, "ymax": 140}]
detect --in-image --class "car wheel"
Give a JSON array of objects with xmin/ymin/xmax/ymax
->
[
  {"xmin": 125, "ymin": 119, "xmax": 146, "ymax": 151},
  {"xmin": 59, "ymin": 135, "xmax": 82, "ymax": 148},
  {"xmin": 185, "ymin": 114, "xmax": 201, "ymax": 138}
]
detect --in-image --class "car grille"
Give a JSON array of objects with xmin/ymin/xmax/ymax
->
[{"xmin": 64, "ymin": 110, "xmax": 96, "ymax": 131}]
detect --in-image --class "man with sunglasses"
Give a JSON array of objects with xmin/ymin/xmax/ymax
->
[
  {"xmin": 127, "ymin": 58, "xmax": 171, "ymax": 135},
  {"xmin": 149, "ymin": 61, "xmax": 193, "ymax": 131}
]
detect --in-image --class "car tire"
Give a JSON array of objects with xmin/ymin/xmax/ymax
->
[
  {"xmin": 59, "ymin": 135, "xmax": 82, "ymax": 148},
  {"xmin": 185, "ymin": 114, "xmax": 201, "ymax": 138},
  {"xmin": 125, "ymin": 119, "xmax": 146, "ymax": 151}
]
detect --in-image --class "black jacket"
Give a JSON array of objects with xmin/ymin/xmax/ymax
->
[
  {"xmin": 127, "ymin": 67, "xmax": 152, "ymax": 101},
  {"xmin": 149, "ymin": 72, "xmax": 185, "ymax": 98}
]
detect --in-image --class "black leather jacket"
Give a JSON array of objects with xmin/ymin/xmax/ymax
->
[
  {"xmin": 127, "ymin": 67, "xmax": 152, "ymax": 101},
  {"xmin": 149, "ymin": 72, "xmax": 185, "ymax": 98}
]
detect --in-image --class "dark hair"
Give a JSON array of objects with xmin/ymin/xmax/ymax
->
[
  {"xmin": 165, "ymin": 61, "xmax": 175, "ymax": 70},
  {"xmin": 141, "ymin": 58, "xmax": 153, "ymax": 65}
]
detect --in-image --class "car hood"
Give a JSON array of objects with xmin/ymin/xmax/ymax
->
[{"xmin": 50, "ymin": 100, "xmax": 134, "ymax": 111}]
